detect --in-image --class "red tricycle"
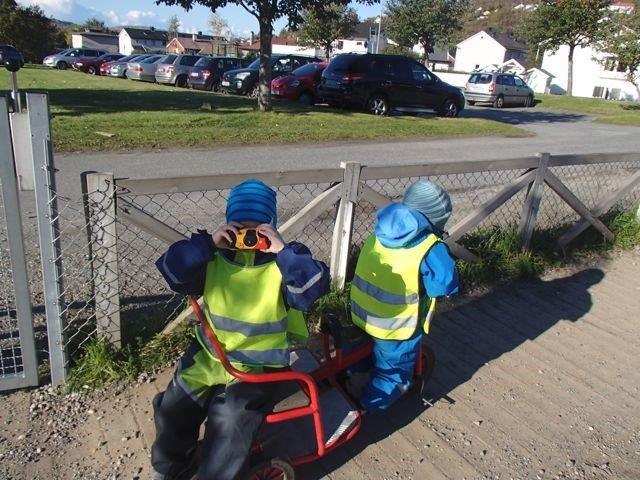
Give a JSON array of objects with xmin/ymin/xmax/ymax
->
[{"xmin": 189, "ymin": 297, "xmax": 436, "ymax": 480}]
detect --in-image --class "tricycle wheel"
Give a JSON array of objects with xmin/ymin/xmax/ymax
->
[
  {"xmin": 417, "ymin": 345, "xmax": 436, "ymax": 383},
  {"xmin": 247, "ymin": 458, "xmax": 295, "ymax": 480}
]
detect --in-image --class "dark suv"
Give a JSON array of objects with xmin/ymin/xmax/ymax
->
[
  {"xmin": 319, "ymin": 54, "xmax": 465, "ymax": 117},
  {"xmin": 222, "ymin": 54, "xmax": 321, "ymax": 96},
  {"xmin": 188, "ymin": 56, "xmax": 249, "ymax": 91}
]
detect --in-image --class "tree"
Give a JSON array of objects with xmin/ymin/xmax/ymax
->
[
  {"xmin": 0, "ymin": 0, "xmax": 66, "ymax": 62},
  {"xmin": 519, "ymin": 0, "xmax": 612, "ymax": 96},
  {"xmin": 598, "ymin": 11, "xmax": 640, "ymax": 98},
  {"xmin": 208, "ymin": 12, "xmax": 230, "ymax": 36},
  {"xmin": 156, "ymin": 0, "xmax": 379, "ymax": 112},
  {"xmin": 167, "ymin": 15, "xmax": 180, "ymax": 39},
  {"xmin": 385, "ymin": 0, "xmax": 470, "ymax": 64},
  {"xmin": 82, "ymin": 17, "xmax": 107, "ymax": 32},
  {"xmin": 297, "ymin": 3, "xmax": 358, "ymax": 59}
]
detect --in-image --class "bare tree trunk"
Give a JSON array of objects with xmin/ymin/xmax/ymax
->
[
  {"xmin": 421, "ymin": 40, "xmax": 430, "ymax": 67},
  {"xmin": 567, "ymin": 44, "xmax": 575, "ymax": 97},
  {"xmin": 258, "ymin": 14, "xmax": 273, "ymax": 112}
]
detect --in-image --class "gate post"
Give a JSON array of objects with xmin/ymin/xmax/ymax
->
[
  {"xmin": 85, "ymin": 173, "xmax": 121, "ymax": 347},
  {"xmin": 330, "ymin": 162, "xmax": 361, "ymax": 289},
  {"xmin": 0, "ymin": 96, "xmax": 38, "ymax": 390},
  {"xmin": 28, "ymin": 92, "xmax": 67, "ymax": 386},
  {"xmin": 518, "ymin": 152, "xmax": 550, "ymax": 250}
]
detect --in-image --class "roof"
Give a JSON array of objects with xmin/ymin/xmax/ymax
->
[
  {"xmin": 167, "ymin": 36, "xmax": 226, "ymax": 52},
  {"xmin": 239, "ymin": 35, "xmax": 300, "ymax": 51},
  {"xmin": 353, "ymin": 21, "xmax": 385, "ymax": 39},
  {"xmin": 121, "ymin": 27, "xmax": 168, "ymax": 41},
  {"xmin": 72, "ymin": 32, "xmax": 119, "ymax": 45},
  {"xmin": 458, "ymin": 29, "xmax": 527, "ymax": 52},
  {"xmin": 526, "ymin": 67, "xmax": 555, "ymax": 77}
]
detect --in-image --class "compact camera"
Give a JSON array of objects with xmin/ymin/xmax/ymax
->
[{"xmin": 227, "ymin": 228, "xmax": 271, "ymax": 251}]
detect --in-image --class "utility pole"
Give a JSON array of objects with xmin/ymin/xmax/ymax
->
[{"xmin": 375, "ymin": 16, "xmax": 382, "ymax": 54}]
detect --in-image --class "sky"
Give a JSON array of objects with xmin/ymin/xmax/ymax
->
[{"xmin": 17, "ymin": 0, "xmax": 386, "ymax": 38}]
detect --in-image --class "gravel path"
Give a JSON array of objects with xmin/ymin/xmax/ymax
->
[{"xmin": 0, "ymin": 249, "xmax": 639, "ymax": 480}]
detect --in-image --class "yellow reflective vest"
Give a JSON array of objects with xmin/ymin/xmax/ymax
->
[
  {"xmin": 195, "ymin": 252, "xmax": 307, "ymax": 367},
  {"xmin": 350, "ymin": 233, "xmax": 440, "ymax": 340}
]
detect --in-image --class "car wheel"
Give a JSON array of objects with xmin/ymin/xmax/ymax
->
[
  {"xmin": 298, "ymin": 92, "xmax": 314, "ymax": 106},
  {"xmin": 467, "ymin": 100, "xmax": 475, "ymax": 106},
  {"xmin": 524, "ymin": 95, "xmax": 534, "ymax": 108},
  {"xmin": 87, "ymin": 66, "xmax": 97, "ymax": 75},
  {"xmin": 176, "ymin": 75, "xmax": 188, "ymax": 88},
  {"xmin": 367, "ymin": 94, "xmax": 389, "ymax": 116},
  {"xmin": 247, "ymin": 458, "xmax": 295, "ymax": 480},
  {"xmin": 439, "ymin": 98, "xmax": 460, "ymax": 118},
  {"xmin": 56, "ymin": 61, "xmax": 68, "ymax": 70},
  {"xmin": 249, "ymin": 85, "xmax": 260, "ymax": 98},
  {"xmin": 493, "ymin": 95, "xmax": 505, "ymax": 108},
  {"xmin": 211, "ymin": 80, "xmax": 221, "ymax": 92}
]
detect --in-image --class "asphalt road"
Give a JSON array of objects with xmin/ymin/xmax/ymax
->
[{"xmin": 49, "ymin": 105, "xmax": 640, "ymax": 197}]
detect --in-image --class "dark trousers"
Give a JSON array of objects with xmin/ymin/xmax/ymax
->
[{"xmin": 151, "ymin": 343, "xmax": 283, "ymax": 480}]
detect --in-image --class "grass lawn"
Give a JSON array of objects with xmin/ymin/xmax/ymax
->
[
  {"xmin": 536, "ymin": 93, "xmax": 640, "ymax": 126},
  {"xmin": 1, "ymin": 66, "xmax": 525, "ymax": 153}
]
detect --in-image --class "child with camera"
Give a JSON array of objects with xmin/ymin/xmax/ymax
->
[{"xmin": 151, "ymin": 179, "xmax": 330, "ymax": 480}]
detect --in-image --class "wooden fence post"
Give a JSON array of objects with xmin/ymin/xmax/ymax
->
[
  {"xmin": 518, "ymin": 152, "xmax": 550, "ymax": 250},
  {"xmin": 330, "ymin": 162, "xmax": 361, "ymax": 289},
  {"xmin": 85, "ymin": 173, "xmax": 121, "ymax": 347}
]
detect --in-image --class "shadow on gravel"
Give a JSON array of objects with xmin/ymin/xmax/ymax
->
[
  {"xmin": 460, "ymin": 106, "xmax": 587, "ymax": 125},
  {"xmin": 297, "ymin": 268, "xmax": 605, "ymax": 479}
]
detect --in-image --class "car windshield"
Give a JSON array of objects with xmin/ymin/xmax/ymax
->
[
  {"xmin": 247, "ymin": 58, "xmax": 261, "ymax": 69},
  {"xmin": 58, "ymin": 48, "xmax": 73, "ymax": 55},
  {"xmin": 141, "ymin": 56, "xmax": 161, "ymax": 63},
  {"xmin": 293, "ymin": 63, "xmax": 321, "ymax": 76},
  {"xmin": 468, "ymin": 73, "xmax": 493, "ymax": 84}
]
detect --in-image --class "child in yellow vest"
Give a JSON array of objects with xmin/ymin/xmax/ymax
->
[
  {"xmin": 151, "ymin": 179, "xmax": 329, "ymax": 480},
  {"xmin": 351, "ymin": 180, "xmax": 459, "ymax": 412}
]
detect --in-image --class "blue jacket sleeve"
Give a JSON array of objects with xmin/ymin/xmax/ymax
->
[
  {"xmin": 420, "ymin": 242, "xmax": 459, "ymax": 298},
  {"xmin": 155, "ymin": 230, "xmax": 215, "ymax": 296},
  {"xmin": 275, "ymin": 241, "xmax": 330, "ymax": 312}
]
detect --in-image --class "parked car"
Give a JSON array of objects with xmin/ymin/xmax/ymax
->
[
  {"xmin": 100, "ymin": 54, "xmax": 137, "ymax": 76},
  {"xmin": 107, "ymin": 54, "xmax": 150, "ymax": 78},
  {"xmin": 271, "ymin": 61, "xmax": 328, "ymax": 105},
  {"xmin": 125, "ymin": 55, "xmax": 163, "ymax": 82},
  {"xmin": 72, "ymin": 53, "xmax": 125, "ymax": 75},
  {"xmin": 319, "ymin": 53, "xmax": 465, "ymax": 117},
  {"xmin": 42, "ymin": 48, "xmax": 108, "ymax": 70},
  {"xmin": 0, "ymin": 45, "xmax": 24, "ymax": 68},
  {"xmin": 155, "ymin": 54, "xmax": 202, "ymax": 87},
  {"xmin": 464, "ymin": 72, "xmax": 535, "ymax": 108},
  {"xmin": 222, "ymin": 54, "xmax": 322, "ymax": 96},
  {"xmin": 188, "ymin": 56, "xmax": 249, "ymax": 91}
]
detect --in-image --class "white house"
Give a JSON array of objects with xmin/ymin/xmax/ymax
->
[
  {"xmin": 119, "ymin": 27, "xmax": 167, "ymax": 55},
  {"xmin": 71, "ymin": 32, "xmax": 120, "ymax": 53},
  {"xmin": 412, "ymin": 44, "xmax": 455, "ymax": 71},
  {"xmin": 332, "ymin": 37, "xmax": 370, "ymax": 56},
  {"xmin": 454, "ymin": 29, "xmax": 528, "ymax": 73},
  {"xmin": 239, "ymin": 35, "xmax": 321, "ymax": 58},
  {"xmin": 522, "ymin": 67, "xmax": 555, "ymax": 94},
  {"xmin": 542, "ymin": 44, "xmax": 639, "ymax": 101}
]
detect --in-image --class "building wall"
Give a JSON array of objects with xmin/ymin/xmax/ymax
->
[
  {"xmin": 332, "ymin": 39, "xmax": 369, "ymax": 56},
  {"xmin": 454, "ymin": 32, "xmax": 506, "ymax": 72},
  {"xmin": 119, "ymin": 30, "xmax": 133, "ymax": 55},
  {"xmin": 542, "ymin": 44, "xmax": 639, "ymax": 101},
  {"xmin": 435, "ymin": 71, "xmax": 469, "ymax": 88},
  {"xmin": 521, "ymin": 70, "xmax": 553, "ymax": 94},
  {"xmin": 71, "ymin": 34, "xmax": 119, "ymax": 53},
  {"xmin": 272, "ymin": 44, "xmax": 321, "ymax": 57}
]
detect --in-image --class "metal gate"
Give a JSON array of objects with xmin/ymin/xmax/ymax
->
[{"xmin": 0, "ymin": 96, "xmax": 38, "ymax": 390}]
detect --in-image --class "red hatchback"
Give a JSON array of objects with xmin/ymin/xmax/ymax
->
[
  {"xmin": 73, "ymin": 53, "xmax": 124, "ymax": 75},
  {"xmin": 271, "ymin": 61, "xmax": 327, "ymax": 105}
]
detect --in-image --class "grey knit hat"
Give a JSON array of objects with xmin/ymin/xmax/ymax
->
[{"xmin": 402, "ymin": 180, "xmax": 452, "ymax": 232}]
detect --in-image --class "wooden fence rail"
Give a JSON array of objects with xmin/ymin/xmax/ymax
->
[{"xmin": 81, "ymin": 152, "xmax": 640, "ymax": 340}]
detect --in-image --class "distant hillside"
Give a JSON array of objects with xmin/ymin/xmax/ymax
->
[{"xmin": 458, "ymin": 0, "xmax": 538, "ymax": 42}]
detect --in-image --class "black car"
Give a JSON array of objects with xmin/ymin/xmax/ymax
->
[
  {"xmin": 0, "ymin": 45, "xmax": 24, "ymax": 68},
  {"xmin": 319, "ymin": 54, "xmax": 465, "ymax": 117},
  {"xmin": 189, "ymin": 56, "xmax": 249, "ymax": 91},
  {"xmin": 221, "ymin": 54, "xmax": 322, "ymax": 96}
]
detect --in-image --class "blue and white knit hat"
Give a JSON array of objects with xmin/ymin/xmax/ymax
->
[
  {"xmin": 226, "ymin": 179, "xmax": 278, "ymax": 226},
  {"xmin": 402, "ymin": 180, "xmax": 452, "ymax": 232}
]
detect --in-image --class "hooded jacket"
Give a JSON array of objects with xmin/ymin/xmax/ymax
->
[{"xmin": 374, "ymin": 203, "xmax": 459, "ymax": 298}]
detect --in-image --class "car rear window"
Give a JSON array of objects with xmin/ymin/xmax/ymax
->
[
  {"xmin": 180, "ymin": 56, "xmax": 200, "ymax": 66},
  {"xmin": 194, "ymin": 57, "xmax": 214, "ymax": 67},
  {"xmin": 293, "ymin": 63, "xmax": 320, "ymax": 76},
  {"xmin": 324, "ymin": 55, "xmax": 358, "ymax": 76},
  {"xmin": 158, "ymin": 55, "xmax": 177, "ymax": 64},
  {"xmin": 468, "ymin": 73, "xmax": 493, "ymax": 84}
]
